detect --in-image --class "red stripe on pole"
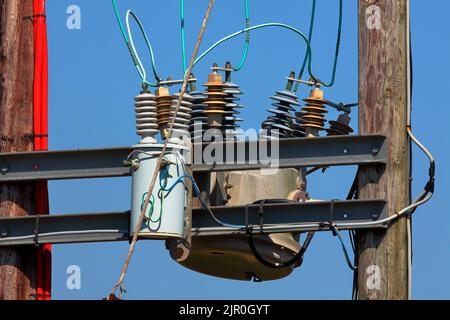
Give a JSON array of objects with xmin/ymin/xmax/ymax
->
[{"xmin": 33, "ymin": 0, "xmax": 51, "ymax": 300}]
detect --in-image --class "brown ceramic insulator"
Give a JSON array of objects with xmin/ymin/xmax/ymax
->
[
  {"xmin": 326, "ymin": 113, "xmax": 354, "ymax": 136},
  {"xmin": 299, "ymin": 88, "xmax": 328, "ymax": 131},
  {"xmin": 203, "ymin": 72, "xmax": 227, "ymax": 129},
  {"xmin": 158, "ymin": 91, "xmax": 194, "ymax": 141},
  {"xmin": 155, "ymin": 87, "xmax": 172, "ymax": 126}
]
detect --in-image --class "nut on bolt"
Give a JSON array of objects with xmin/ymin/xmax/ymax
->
[
  {"xmin": 372, "ymin": 145, "xmax": 380, "ymax": 155},
  {"xmin": 1, "ymin": 229, "xmax": 8, "ymax": 238},
  {"xmin": 0, "ymin": 164, "xmax": 8, "ymax": 174},
  {"xmin": 123, "ymin": 159, "xmax": 140, "ymax": 170}
]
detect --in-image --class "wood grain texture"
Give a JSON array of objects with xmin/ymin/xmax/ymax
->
[
  {"xmin": 0, "ymin": 0, "xmax": 37, "ymax": 300},
  {"xmin": 357, "ymin": 0, "xmax": 410, "ymax": 299}
]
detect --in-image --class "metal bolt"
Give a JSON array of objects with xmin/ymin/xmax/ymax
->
[
  {"xmin": 343, "ymin": 149, "xmax": 348, "ymax": 154},
  {"xmin": 130, "ymin": 160, "xmax": 140, "ymax": 171},
  {"xmin": 343, "ymin": 213, "xmax": 348, "ymax": 219},
  {"xmin": 0, "ymin": 164, "xmax": 8, "ymax": 174},
  {"xmin": 122, "ymin": 160, "xmax": 132, "ymax": 167},
  {"xmin": 123, "ymin": 159, "xmax": 140, "ymax": 171},
  {"xmin": 0, "ymin": 229, "xmax": 8, "ymax": 238},
  {"xmin": 372, "ymin": 146, "xmax": 380, "ymax": 155}
]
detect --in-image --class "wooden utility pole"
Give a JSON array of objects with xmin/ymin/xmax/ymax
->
[
  {"xmin": 357, "ymin": 0, "xmax": 410, "ymax": 299},
  {"xmin": 0, "ymin": 0, "xmax": 37, "ymax": 300}
]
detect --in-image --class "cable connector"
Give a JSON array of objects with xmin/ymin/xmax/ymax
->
[
  {"xmin": 425, "ymin": 161, "xmax": 435, "ymax": 193},
  {"xmin": 126, "ymin": 42, "xmax": 140, "ymax": 68}
]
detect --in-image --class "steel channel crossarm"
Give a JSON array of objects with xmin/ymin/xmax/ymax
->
[
  {"xmin": 0, "ymin": 200, "xmax": 387, "ymax": 246},
  {"xmin": 0, "ymin": 212, "xmax": 130, "ymax": 246},
  {"xmin": 0, "ymin": 135, "xmax": 386, "ymax": 183},
  {"xmin": 0, "ymin": 147, "xmax": 132, "ymax": 182},
  {"xmin": 191, "ymin": 199, "xmax": 388, "ymax": 236},
  {"xmin": 192, "ymin": 134, "xmax": 387, "ymax": 172}
]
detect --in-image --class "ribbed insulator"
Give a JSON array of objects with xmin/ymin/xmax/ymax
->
[
  {"xmin": 291, "ymin": 116, "xmax": 306, "ymax": 137},
  {"xmin": 189, "ymin": 91, "xmax": 208, "ymax": 141},
  {"xmin": 203, "ymin": 72, "xmax": 227, "ymax": 132},
  {"xmin": 135, "ymin": 91, "xmax": 158, "ymax": 144},
  {"xmin": 299, "ymin": 88, "xmax": 328, "ymax": 134},
  {"xmin": 223, "ymin": 81, "xmax": 243, "ymax": 138},
  {"xmin": 261, "ymin": 90, "xmax": 299, "ymax": 138},
  {"xmin": 165, "ymin": 92, "xmax": 193, "ymax": 142},
  {"xmin": 156, "ymin": 86, "xmax": 172, "ymax": 130},
  {"xmin": 326, "ymin": 113, "xmax": 354, "ymax": 136}
]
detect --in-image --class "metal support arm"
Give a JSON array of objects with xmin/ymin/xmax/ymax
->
[
  {"xmin": 0, "ymin": 135, "xmax": 386, "ymax": 182},
  {"xmin": 0, "ymin": 199, "xmax": 387, "ymax": 246}
]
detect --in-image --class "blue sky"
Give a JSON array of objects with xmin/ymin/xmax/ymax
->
[{"xmin": 45, "ymin": 0, "xmax": 450, "ymax": 299}]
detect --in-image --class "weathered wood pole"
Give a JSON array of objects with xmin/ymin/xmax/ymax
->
[
  {"xmin": 357, "ymin": 0, "xmax": 410, "ymax": 299},
  {"xmin": 0, "ymin": 0, "xmax": 37, "ymax": 300}
]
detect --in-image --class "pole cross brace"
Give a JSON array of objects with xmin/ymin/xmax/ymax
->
[
  {"xmin": 0, "ymin": 135, "xmax": 386, "ymax": 183},
  {"xmin": 0, "ymin": 199, "xmax": 387, "ymax": 246}
]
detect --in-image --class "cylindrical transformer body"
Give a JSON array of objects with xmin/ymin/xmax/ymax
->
[{"xmin": 130, "ymin": 144, "xmax": 188, "ymax": 240}]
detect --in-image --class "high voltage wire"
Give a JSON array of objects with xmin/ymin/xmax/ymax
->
[{"xmin": 112, "ymin": 0, "xmax": 346, "ymax": 88}]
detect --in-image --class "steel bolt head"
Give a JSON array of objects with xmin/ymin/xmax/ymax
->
[
  {"xmin": 0, "ymin": 229, "xmax": 8, "ymax": 238},
  {"xmin": 0, "ymin": 164, "xmax": 8, "ymax": 174},
  {"xmin": 372, "ymin": 146, "xmax": 380, "ymax": 155}
]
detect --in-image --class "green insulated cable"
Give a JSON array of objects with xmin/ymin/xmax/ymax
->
[
  {"xmin": 192, "ymin": 23, "xmax": 318, "ymax": 83},
  {"xmin": 112, "ymin": 0, "xmax": 128, "ymax": 43},
  {"xmin": 233, "ymin": 0, "xmax": 251, "ymax": 71},
  {"xmin": 293, "ymin": 0, "xmax": 316, "ymax": 93},
  {"xmin": 111, "ymin": 0, "xmax": 162, "ymax": 87},
  {"xmin": 321, "ymin": 0, "xmax": 343, "ymax": 88},
  {"xmin": 180, "ymin": 0, "xmax": 250, "ymax": 73},
  {"xmin": 126, "ymin": 10, "xmax": 163, "ymax": 85},
  {"xmin": 180, "ymin": 0, "xmax": 187, "ymax": 73},
  {"xmin": 141, "ymin": 193, "xmax": 163, "ymax": 224}
]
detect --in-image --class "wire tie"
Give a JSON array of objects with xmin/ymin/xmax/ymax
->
[{"xmin": 23, "ymin": 13, "xmax": 47, "ymax": 23}]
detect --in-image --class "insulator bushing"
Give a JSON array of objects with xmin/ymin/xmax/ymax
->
[
  {"xmin": 299, "ymin": 88, "xmax": 328, "ymax": 134},
  {"xmin": 223, "ymin": 81, "xmax": 244, "ymax": 138},
  {"xmin": 203, "ymin": 72, "xmax": 227, "ymax": 131},
  {"xmin": 261, "ymin": 90, "xmax": 299, "ymax": 138},
  {"xmin": 290, "ymin": 117, "xmax": 306, "ymax": 138},
  {"xmin": 156, "ymin": 86, "xmax": 193, "ymax": 143},
  {"xmin": 156, "ymin": 86, "xmax": 173, "ymax": 129},
  {"xmin": 189, "ymin": 91, "xmax": 208, "ymax": 141},
  {"xmin": 135, "ymin": 91, "xmax": 158, "ymax": 144},
  {"xmin": 167, "ymin": 92, "xmax": 193, "ymax": 142},
  {"xmin": 326, "ymin": 113, "xmax": 354, "ymax": 136}
]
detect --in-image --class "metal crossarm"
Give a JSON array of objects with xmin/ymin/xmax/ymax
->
[
  {"xmin": 0, "ymin": 199, "xmax": 387, "ymax": 246},
  {"xmin": 0, "ymin": 135, "xmax": 386, "ymax": 182}
]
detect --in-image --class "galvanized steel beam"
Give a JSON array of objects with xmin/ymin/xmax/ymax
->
[
  {"xmin": 0, "ymin": 135, "xmax": 386, "ymax": 182},
  {"xmin": 0, "ymin": 199, "xmax": 387, "ymax": 246}
]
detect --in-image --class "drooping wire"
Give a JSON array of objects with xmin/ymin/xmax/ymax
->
[
  {"xmin": 126, "ymin": 10, "xmax": 162, "ymax": 85},
  {"xmin": 112, "ymin": 0, "xmax": 129, "ymax": 42},
  {"xmin": 346, "ymin": 173, "xmax": 359, "ymax": 299},
  {"xmin": 140, "ymin": 193, "xmax": 162, "ymax": 224},
  {"xmin": 111, "ymin": 1, "xmax": 162, "ymax": 87},
  {"xmin": 192, "ymin": 23, "xmax": 318, "ymax": 83},
  {"xmin": 293, "ymin": 0, "xmax": 316, "ymax": 93},
  {"xmin": 248, "ymin": 229, "xmax": 314, "ymax": 269},
  {"xmin": 330, "ymin": 224, "xmax": 357, "ymax": 271},
  {"xmin": 176, "ymin": 156, "xmax": 245, "ymax": 229},
  {"xmin": 180, "ymin": 0, "xmax": 250, "ymax": 73},
  {"xmin": 180, "ymin": 0, "xmax": 187, "ymax": 73},
  {"xmin": 233, "ymin": 0, "xmax": 251, "ymax": 71},
  {"xmin": 321, "ymin": 0, "xmax": 343, "ymax": 88}
]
